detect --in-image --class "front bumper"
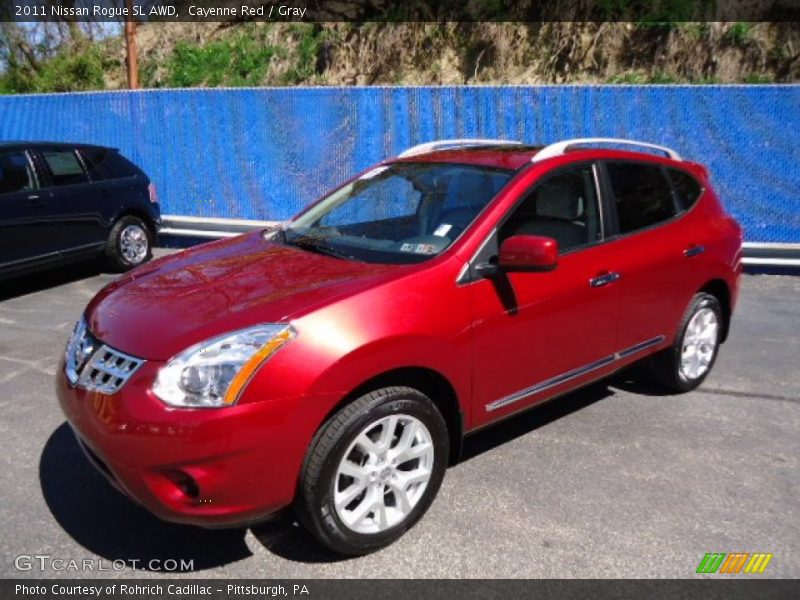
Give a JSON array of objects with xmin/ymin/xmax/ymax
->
[{"xmin": 55, "ymin": 359, "xmax": 308, "ymax": 527}]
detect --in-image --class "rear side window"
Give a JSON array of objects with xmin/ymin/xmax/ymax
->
[
  {"xmin": 0, "ymin": 151, "xmax": 35, "ymax": 194},
  {"xmin": 41, "ymin": 149, "xmax": 89, "ymax": 186},
  {"xmin": 80, "ymin": 148, "xmax": 140, "ymax": 180},
  {"xmin": 668, "ymin": 168, "xmax": 702, "ymax": 211},
  {"xmin": 605, "ymin": 162, "xmax": 676, "ymax": 234}
]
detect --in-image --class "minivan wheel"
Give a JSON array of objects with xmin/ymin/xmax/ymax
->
[
  {"xmin": 649, "ymin": 292, "xmax": 723, "ymax": 392},
  {"xmin": 295, "ymin": 386, "xmax": 449, "ymax": 555},
  {"xmin": 106, "ymin": 216, "xmax": 152, "ymax": 271}
]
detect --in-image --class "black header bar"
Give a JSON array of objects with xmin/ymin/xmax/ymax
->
[{"xmin": 4, "ymin": 0, "xmax": 800, "ymax": 23}]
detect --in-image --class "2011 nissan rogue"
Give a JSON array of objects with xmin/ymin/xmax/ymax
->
[{"xmin": 57, "ymin": 138, "xmax": 743, "ymax": 555}]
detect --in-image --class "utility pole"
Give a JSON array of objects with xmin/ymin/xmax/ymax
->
[{"xmin": 124, "ymin": 0, "xmax": 139, "ymax": 89}]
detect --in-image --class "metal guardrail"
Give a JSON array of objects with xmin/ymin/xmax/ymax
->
[
  {"xmin": 159, "ymin": 215, "xmax": 280, "ymax": 239},
  {"xmin": 741, "ymin": 242, "xmax": 800, "ymax": 268},
  {"xmin": 160, "ymin": 215, "xmax": 800, "ymax": 268}
]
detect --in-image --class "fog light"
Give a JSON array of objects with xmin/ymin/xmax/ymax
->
[{"xmin": 163, "ymin": 469, "xmax": 200, "ymax": 499}]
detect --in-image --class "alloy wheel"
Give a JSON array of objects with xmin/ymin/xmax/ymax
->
[
  {"xmin": 680, "ymin": 307, "xmax": 719, "ymax": 380},
  {"xmin": 119, "ymin": 224, "xmax": 149, "ymax": 264},
  {"xmin": 333, "ymin": 414, "xmax": 434, "ymax": 534}
]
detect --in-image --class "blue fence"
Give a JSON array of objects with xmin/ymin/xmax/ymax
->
[{"xmin": 1, "ymin": 86, "xmax": 798, "ymax": 243}]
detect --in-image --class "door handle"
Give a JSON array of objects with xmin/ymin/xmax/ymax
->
[
  {"xmin": 590, "ymin": 272, "xmax": 621, "ymax": 287},
  {"xmin": 26, "ymin": 194, "xmax": 44, "ymax": 207},
  {"xmin": 684, "ymin": 245, "xmax": 705, "ymax": 258}
]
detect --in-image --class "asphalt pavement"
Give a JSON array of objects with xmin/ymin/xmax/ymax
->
[{"xmin": 0, "ymin": 250, "xmax": 797, "ymax": 578}]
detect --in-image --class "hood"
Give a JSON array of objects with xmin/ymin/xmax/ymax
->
[{"xmin": 85, "ymin": 232, "xmax": 399, "ymax": 360}]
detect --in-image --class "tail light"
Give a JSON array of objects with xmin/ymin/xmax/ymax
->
[{"xmin": 148, "ymin": 183, "xmax": 158, "ymax": 204}]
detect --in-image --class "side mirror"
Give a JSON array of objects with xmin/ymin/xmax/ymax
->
[{"xmin": 497, "ymin": 235, "xmax": 558, "ymax": 272}]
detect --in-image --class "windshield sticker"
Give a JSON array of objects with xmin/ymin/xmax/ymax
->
[
  {"xmin": 433, "ymin": 223, "xmax": 452, "ymax": 237},
  {"xmin": 400, "ymin": 243, "xmax": 437, "ymax": 254},
  {"xmin": 359, "ymin": 166, "xmax": 389, "ymax": 180}
]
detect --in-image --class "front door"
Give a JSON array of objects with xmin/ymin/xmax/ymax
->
[
  {"xmin": 0, "ymin": 149, "xmax": 43, "ymax": 267},
  {"xmin": 32, "ymin": 147, "xmax": 106, "ymax": 254},
  {"xmin": 468, "ymin": 163, "xmax": 622, "ymax": 428}
]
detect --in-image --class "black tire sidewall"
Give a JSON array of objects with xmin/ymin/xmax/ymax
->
[{"xmin": 305, "ymin": 390, "xmax": 449, "ymax": 555}]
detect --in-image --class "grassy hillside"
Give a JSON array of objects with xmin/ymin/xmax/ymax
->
[{"xmin": 2, "ymin": 22, "xmax": 798, "ymax": 93}]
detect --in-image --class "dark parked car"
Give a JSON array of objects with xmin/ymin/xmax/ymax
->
[{"xmin": 0, "ymin": 141, "xmax": 160, "ymax": 280}]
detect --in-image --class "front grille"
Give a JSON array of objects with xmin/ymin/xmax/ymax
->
[
  {"xmin": 65, "ymin": 318, "xmax": 144, "ymax": 395},
  {"xmin": 77, "ymin": 345, "xmax": 144, "ymax": 394}
]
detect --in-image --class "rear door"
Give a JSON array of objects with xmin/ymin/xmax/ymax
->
[
  {"xmin": 0, "ymin": 149, "xmax": 43, "ymax": 266},
  {"xmin": 32, "ymin": 147, "xmax": 106, "ymax": 253},
  {"xmin": 79, "ymin": 146, "xmax": 150, "ymax": 228},
  {"xmin": 599, "ymin": 160, "xmax": 697, "ymax": 351}
]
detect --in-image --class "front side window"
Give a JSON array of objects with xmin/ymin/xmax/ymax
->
[
  {"xmin": 0, "ymin": 151, "xmax": 35, "ymax": 195},
  {"xmin": 284, "ymin": 163, "xmax": 514, "ymax": 264},
  {"xmin": 605, "ymin": 162, "xmax": 676, "ymax": 234},
  {"xmin": 41, "ymin": 149, "xmax": 89, "ymax": 186},
  {"xmin": 499, "ymin": 164, "xmax": 601, "ymax": 253}
]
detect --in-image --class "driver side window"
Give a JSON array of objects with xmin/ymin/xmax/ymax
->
[{"xmin": 499, "ymin": 164, "xmax": 601, "ymax": 254}]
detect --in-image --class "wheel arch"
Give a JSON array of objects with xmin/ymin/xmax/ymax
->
[
  {"xmin": 698, "ymin": 278, "xmax": 732, "ymax": 343},
  {"xmin": 322, "ymin": 366, "xmax": 464, "ymax": 465},
  {"xmin": 112, "ymin": 208, "xmax": 159, "ymax": 240}
]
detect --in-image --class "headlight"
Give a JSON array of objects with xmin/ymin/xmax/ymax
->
[{"xmin": 152, "ymin": 324, "xmax": 294, "ymax": 408}]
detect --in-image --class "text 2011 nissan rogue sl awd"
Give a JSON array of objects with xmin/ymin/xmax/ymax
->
[{"xmin": 57, "ymin": 138, "xmax": 742, "ymax": 555}]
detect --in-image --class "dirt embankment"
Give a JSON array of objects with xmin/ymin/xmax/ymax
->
[{"xmin": 108, "ymin": 21, "xmax": 799, "ymax": 88}]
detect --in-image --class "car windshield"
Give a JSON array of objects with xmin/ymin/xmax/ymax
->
[{"xmin": 282, "ymin": 162, "xmax": 514, "ymax": 264}]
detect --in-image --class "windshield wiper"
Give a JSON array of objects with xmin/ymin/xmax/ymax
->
[{"xmin": 285, "ymin": 235, "xmax": 357, "ymax": 261}]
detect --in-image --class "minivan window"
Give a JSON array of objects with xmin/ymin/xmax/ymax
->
[
  {"xmin": 0, "ymin": 151, "xmax": 35, "ymax": 195},
  {"xmin": 605, "ymin": 162, "xmax": 676, "ymax": 234},
  {"xmin": 668, "ymin": 168, "xmax": 702, "ymax": 212},
  {"xmin": 41, "ymin": 149, "xmax": 89, "ymax": 186},
  {"xmin": 284, "ymin": 163, "xmax": 514, "ymax": 264},
  {"xmin": 80, "ymin": 148, "xmax": 140, "ymax": 180},
  {"xmin": 500, "ymin": 164, "xmax": 601, "ymax": 253}
]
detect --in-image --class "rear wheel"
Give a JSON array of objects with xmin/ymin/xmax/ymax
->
[
  {"xmin": 650, "ymin": 292, "xmax": 723, "ymax": 392},
  {"xmin": 106, "ymin": 216, "xmax": 152, "ymax": 271},
  {"xmin": 295, "ymin": 386, "xmax": 448, "ymax": 555}
]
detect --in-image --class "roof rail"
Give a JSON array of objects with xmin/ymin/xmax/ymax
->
[
  {"xmin": 532, "ymin": 138, "xmax": 681, "ymax": 162},
  {"xmin": 398, "ymin": 138, "xmax": 523, "ymax": 158}
]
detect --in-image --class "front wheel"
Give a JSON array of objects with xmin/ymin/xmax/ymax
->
[
  {"xmin": 649, "ymin": 292, "xmax": 723, "ymax": 392},
  {"xmin": 106, "ymin": 216, "xmax": 153, "ymax": 271},
  {"xmin": 295, "ymin": 386, "xmax": 449, "ymax": 555}
]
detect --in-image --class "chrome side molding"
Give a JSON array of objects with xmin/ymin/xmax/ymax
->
[{"xmin": 485, "ymin": 335, "xmax": 666, "ymax": 412}]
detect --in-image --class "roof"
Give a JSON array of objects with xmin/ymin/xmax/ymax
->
[
  {"xmin": 389, "ymin": 137, "xmax": 690, "ymax": 171},
  {"xmin": 392, "ymin": 144, "xmax": 544, "ymax": 170},
  {"xmin": 391, "ymin": 143, "xmax": 690, "ymax": 171},
  {"xmin": 0, "ymin": 140, "xmax": 111, "ymax": 151}
]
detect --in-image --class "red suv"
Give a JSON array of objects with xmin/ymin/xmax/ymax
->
[{"xmin": 57, "ymin": 138, "xmax": 742, "ymax": 555}]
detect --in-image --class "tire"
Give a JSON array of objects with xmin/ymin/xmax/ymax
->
[
  {"xmin": 105, "ymin": 216, "xmax": 153, "ymax": 271},
  {"xmin": 295, "ymin": 386, "xmax": 449, "ymax": 555},
  {"xmin": 649, "ymin": 292, "xmax": 723, "ymax": 392}
]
